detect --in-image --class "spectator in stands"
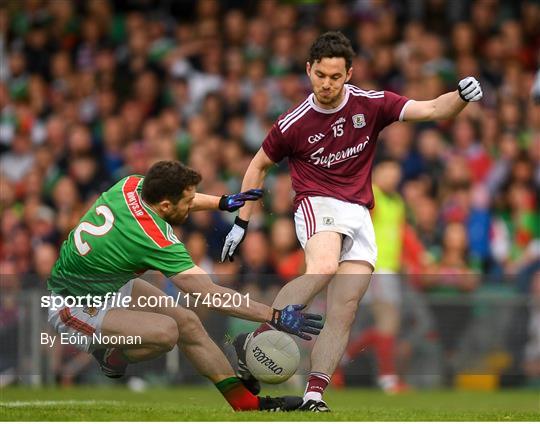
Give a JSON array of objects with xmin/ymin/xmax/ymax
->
[{"xmin": 423, "ymin": 222, "xmax": 479, "ymax": 357}]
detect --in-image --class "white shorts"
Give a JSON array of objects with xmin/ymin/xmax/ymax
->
[
  {"xmin": 47, "ymin": 280, "xmax": 134, "ymax": 353},
  {"xmin": 362, "ymin": 271, "xmax": 402, "ymax": 305},
  {"xmin": 294, "ymin": 196, "xmax": 377, "ymax": 267}
]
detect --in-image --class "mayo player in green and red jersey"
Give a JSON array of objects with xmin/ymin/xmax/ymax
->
[{"xmin": 47, "ymin": 160, "xmax": 323, "ymax": 412}]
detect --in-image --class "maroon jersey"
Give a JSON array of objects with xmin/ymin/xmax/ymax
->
[{"xmin": 262, "ymin": 84, "xmax": 410, "ymax": 209}]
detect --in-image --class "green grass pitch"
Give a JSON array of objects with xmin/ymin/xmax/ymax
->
[{"xmin": 1, "ymin": 385, "xmax": 539, "ymax": 421}]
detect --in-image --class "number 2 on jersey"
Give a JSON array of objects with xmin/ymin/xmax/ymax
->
[{"xmin": 74, "ymin": 205, "xmax": 115, "ymax": 255}]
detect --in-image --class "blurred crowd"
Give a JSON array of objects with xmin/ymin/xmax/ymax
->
[{"xmin": 1, "ymin": 0, "xmax": 540, "ymax": 386}]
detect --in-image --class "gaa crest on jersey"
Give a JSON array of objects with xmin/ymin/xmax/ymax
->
[{"xmin": 352, "ymin": 114, "xmax": 366, "ymax": 129}]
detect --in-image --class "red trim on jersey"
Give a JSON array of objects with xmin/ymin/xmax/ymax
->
[
  {"xmin": 59, "ymin": 307, "xmax": 95, "ymax": 336},
  {"xmin": 306, "ymin": 198, "xmax": 317, "ymax": 236},
  {"xmin": 122, "ymin": 176, "xmax": 172, "ymax": 248},
  {"xmin": 300, "ymin": 200, "xmax": 311, "ymax": 239},
  {"xmin": 300, "ymin": 198, "xmax": 317, "ymax": 239}
]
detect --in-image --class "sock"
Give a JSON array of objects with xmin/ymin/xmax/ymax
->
[
  {"xmin": 215, "ymin": 377, "xmax": 259, "ymax": 411},
  {"xmin": 253, "ymin": 322, "xmax": 275, "ymax": 337},
  {"xmin": 106, "ymin": 348, "xmax": 129, "ymax": 367},
  {"xmin": 303, "ymin": 372, "xmax": 330, "ymax": 402},
  {"xmin": 346, "ymin": 328, "xmax": 378, "ymax": 359},
  {"xmin": 373, "ymin": 333, "xmax": 396, "ymax": 376}
]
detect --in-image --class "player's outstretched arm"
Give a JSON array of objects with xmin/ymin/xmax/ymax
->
[
  {"xmin": 170, "ymin": 266, "xmax": 323, "ymax": 339},
  {"xmin": 403, "ymin": 76, "xmax": 483, "ymax": 122},
  {"xmin": 237, "ymin": 148, "xmax": 274, "ymax": 221},
  {"xmin": 191, "ymin": 190, "xmax": 264, "ymax": 213},
  {"xmin": 221, "ymin": 148, "xmax": 274, "ymax": 262},
  {"xmin": 171, "ymin": 266, "xmax": 272, "ymax": 321}
]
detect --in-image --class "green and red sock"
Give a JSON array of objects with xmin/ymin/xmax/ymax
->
[
  {"xmin": 106, "ymin": 348, "xmax": 130, "ymax": 367},
  {"xmin": 215, "ymin": 377, "xmax": 259, "ymax": 411}
]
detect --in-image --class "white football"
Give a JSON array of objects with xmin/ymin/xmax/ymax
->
[{"xmin": 245, "ymin": 330, "xmax": 300, "ymax": 384}]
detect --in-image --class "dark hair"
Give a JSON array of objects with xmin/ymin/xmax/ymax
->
[
  {"xmin": 308, "ymin": 31, "xmax": 354, "ymax": 70},
  {"xmin": 142, "ymin": 161, "xmax": 201, "ymax": 204}
]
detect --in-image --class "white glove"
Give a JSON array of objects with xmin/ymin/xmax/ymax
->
[
  {"xmin": 221, "ymin": 217, "xmax": 248, "ymax": 262},
  {"xmin": 458, "ymin": 76, "xmax": 483, "ymax": 102}
]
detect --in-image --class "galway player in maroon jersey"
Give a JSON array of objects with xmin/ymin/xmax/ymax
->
[{"xmin": 222, "ymin": 31, "xmax": 482, "ymax": 412}]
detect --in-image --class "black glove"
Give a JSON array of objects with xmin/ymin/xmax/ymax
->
[
  {"xmin": 218, "ymin": 189, "xmax": 263, "ymax": 212},
  {"xmin": 270, "ymin": 304, "xmax": 324, "ymax": 341}
]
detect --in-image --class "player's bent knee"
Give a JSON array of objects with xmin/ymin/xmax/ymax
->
[
  {"xmin": 177, "ymin": 309, "xmax": 206, "ymax": 342},
  {"xmin": 306, "ymin": 262, "xmax": 339, "ymax": 277},
  {"xmin": 153, "ymin": 317, "xmax": 179, "ymax": 351}
]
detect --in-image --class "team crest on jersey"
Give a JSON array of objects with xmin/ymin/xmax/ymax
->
[
  {"xmin": 323, "ymin": 217, "xmax": 334, "ymax": 225},
  {"xmin": 83, "ymin": 306, "xmax": 98, "ymax": 317},
  {"xmin": 352, "ymin": 114, "xmax": 366, "ymax": 128}
]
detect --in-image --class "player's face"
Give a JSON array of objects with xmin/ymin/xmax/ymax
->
[
  {"xmin": 166, "ymin": 186, "xmax": 196, "ymax": 225},
  {"xmin": 307, "ymin": 57, "xmax": 352, "ymax": 108}
]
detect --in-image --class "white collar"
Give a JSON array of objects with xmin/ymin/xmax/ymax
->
[{"xmin": 309, "ymin": 85, "xmax": 350, "ymax": 114}]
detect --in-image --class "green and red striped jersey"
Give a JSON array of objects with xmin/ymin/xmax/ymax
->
[{"xmin": 48, "ymin": 175, "xmax": 194, "ymax": 296}]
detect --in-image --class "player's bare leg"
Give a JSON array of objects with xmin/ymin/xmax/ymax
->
[
  {"xmin": 92, "ymin": 306, "xmax": 180, "ymax": 378},
  {"xmin": 267, "ymin": 232, "xmax": 342, "ymax": 310},
  {"xmin": 129, "ymin": 278, "xmax": 237, "ymax": 382},
  {"xmin": 231, "ymin": 232, "xmax": 340, "ymax": 403},
  {"xmin": 127, "ymin": 278, "xmax": 302, "ymax": 411},
  {"xmin": 239, "ymin": 232, "xmax": 340, "ymax": 370},
  {"xmin": 301, "ymin": 260, "xmax": 372, "ymax": 410},
  {"xmin": 100, "ymin": 308, "xmax": 179, "ymax": 361}
]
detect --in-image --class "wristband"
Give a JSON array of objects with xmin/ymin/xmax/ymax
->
[
  {"xmin": 235, "ymin": 216, "xmax": 249, "ymax": 230},
  {"xmin": 218, "ymin": 195, "xmax": 228, "ymax": 211}
]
